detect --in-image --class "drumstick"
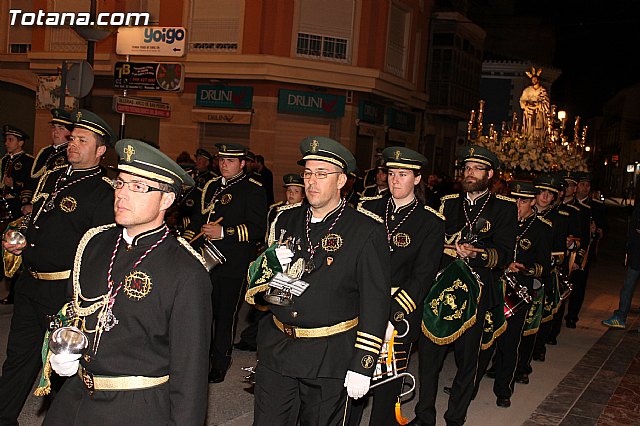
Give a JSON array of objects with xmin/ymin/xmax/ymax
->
[
  {"xmin": 443, "ymin": 244, "xmax": 485, "ymax": 253},
  {"xmin": 189, "ymin": 217, "xmax": 224, "ymax": 243}
]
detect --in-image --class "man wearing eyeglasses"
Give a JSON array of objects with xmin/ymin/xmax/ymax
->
[
  {"xmin": 183, "ymin": 143, "xmax": 267, "ymax": 384},
  {"xmin": 0, "ymin": 110, "xmax": 116, "ymax": 425},
  {"xmin": 410, "ymin": 145, "xmax": 517, "ymax": 426},
  {"xmin": 245, "ymin": 136, "xmax": 390, "ymax": 425},
  {"xmin": 43, "ymin": 139, "xmax": 212, "ymax": 425}
]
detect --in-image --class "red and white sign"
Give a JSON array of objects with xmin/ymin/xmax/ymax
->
[{"xmin": 113, "ymin": 96, "xmax": 171, "ymax": 118}]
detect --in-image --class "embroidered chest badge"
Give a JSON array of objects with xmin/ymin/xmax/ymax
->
[
  {"xmin": 221, "ymin": 193, "xmax": 232, "ymax": 205},
  {"xmin": 393, "ymin": 232, "xmax": 411, "ymax": 248},
  {"xmin": 321, "ymin": 233, "xmax": 343, "ymax": 252},
  {"xmin": 59, "ymin": 196, "xmax": 77, "ymax": 213},
  {"xmin": 123, "ymin": 270, "xmax": 153, "ymax": 300},
  {"xmin": 519, "ymin": 238, "xmax": 532, "ymax": 251}
]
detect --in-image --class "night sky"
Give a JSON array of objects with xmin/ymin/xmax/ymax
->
[{"xmin": 547, "ymin": 1, "xmax": 640, "ymax": 119}]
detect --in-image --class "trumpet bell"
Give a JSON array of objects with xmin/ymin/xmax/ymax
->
[{"xmin": 48, "ymin": 326, "xmax": 88, "ymax": 356}]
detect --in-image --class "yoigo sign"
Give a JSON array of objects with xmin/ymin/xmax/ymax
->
[{"xmin": 117, "ymin": 26, "xmax": 186, "ymax": 57}]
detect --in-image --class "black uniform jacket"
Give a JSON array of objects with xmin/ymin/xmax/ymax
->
[
  {"xmin": 439, "ymin": 191, "xmax": 517, "ymax": 310},
  {"xmin": 564, "ymin": 197, "xmax": 591, "ymax": 266},
  {"xmin": 23, "ymin": 165, "xmax": 114, "ymax": 273},
  {"xmin": 1, "ymin": 152, "xmax": 36, "ymax": 212},
  {"xmin": 68, "ymin": 224, "xmax": 212, "ymax": 425},
  {"xmin": 512, "ymin": 214, "xmax": 553, "ymax": 291},
  {"xmin": 31, "ymin": 143, "xmax": 69, "ymax": 179},
  {"xmin": 359, "ymin": 194, "xmax": 445, "ymax": 341},
  {"xmin": 257, "ymin": 202, "xmax": 391, "ymax": 379},
  {"xmin": 184, "ymin": 172, "xmax": 267, "ymax": 273},
  {"xmin": 178, "ymin": 169, "xmax": 218, "ymax": 219}
]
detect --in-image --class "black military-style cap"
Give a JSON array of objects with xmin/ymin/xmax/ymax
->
[
  {"xmin": 215, "ymin": 143, "xmax": 247, "ymax": 158},
  {"xmin": 115, "ymin": 139, "xmax": 195, "ymax": 190},
  {"xmin": 533, "ymin": 175, "xmax": 562, "ymax": 194},
  {"xmin": 575, "ymin": 171, "xmax": 592, "ymax": 182},
  {"xmin": 2, "ymin": 125, "xmax": 29, "ymax": 140},
  {"xmin": 282, "ymin": 173, "xmax": 304, "ymax": 187},
  {"xmin": 383, "ymin": 146, "xmax": 427, "ymax": 170},
  {"xmin": 461, "ymin": 145, "xmax": 499, "ymax": 169},
  {"xmin": 298, "ymin": 136, "xmax": 356, "ymax": 173},
  {"xmin": 49, "ymin": 108, "xmax": 73, "ymax": 129},
  {"xmin": 72, "ymin": 109, "xmax": 116, "ymax": 146},
  {"xmin": 509, "ymin": 181, "xmax": 538, "ymax": 198},
  {"xmin": 194, "ymin": 148, "xmax": 212, "ymax": 160},
  {"xmin": 558, "ymin": 170, "xmax": 578, "ymax": 185},
  {"xmin": 245, "ymin": 151, "xmax": 256, "ymax": 162}
]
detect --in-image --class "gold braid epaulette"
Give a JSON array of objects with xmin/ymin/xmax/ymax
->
[
  {"xmin": 424, "ymin": 205, "xmax": 445, "ymax": 221},
  {"xmin": 566, "ymin": 204, "xmax": 580, "ymax": 212},
  {"xmin": 269, "ymin": 201, "xmax": 284, "ymax": 210},
  {"xmin": 267, "ymin": 202, "xmax": 303, "ymax": 246},
  {"xmin": 439, "ymin": 193, "xmax": 458, "ymax": 215},
  {"xmin": 176, "ymin": 236, "xmax": 207, "ymax": 269},
  {"xmin": 358, "ymin": 194, "xmax": 383, "ymax": 202},
  {"xmin": 101, "ymin": 176, "xmax": 114, "ymax": 187},
  {"xmin": 495, "ymin": 194, "xmax": 516, "ymax": 203},
  {"xmin": 249, "ymin": 178, "xmax": 263, "ymax": 187},
  {"xmin": 356, "ymin": 203, "xmax": 383, "ymax": 223},
  {"xmin": 537, "ymin": 216, "xmax": 553, "ymax": 227},
  {"xmin": 559, "ymin": 210, "xmax": 569, "ymax": 216}
]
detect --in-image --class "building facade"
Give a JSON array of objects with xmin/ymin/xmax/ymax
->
[{"xmin": 0, "ymin": 0, "xmax": 433, "ymax": 189}]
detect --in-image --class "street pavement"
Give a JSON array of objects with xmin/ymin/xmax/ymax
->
[{"xmin": 1, "ymin": 201, "xmax": 637, "ymax": 425}]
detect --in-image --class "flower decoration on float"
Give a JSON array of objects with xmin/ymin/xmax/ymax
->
[{"xmin": 464, "ymin": 68, "xmax": 589, "ymax": 178}]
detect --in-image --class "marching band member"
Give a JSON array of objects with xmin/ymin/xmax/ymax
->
[
  {"xmin": 350, "ymin": 147, "xmax": 444, "ymax": 425},
  {"xmin": 245, "ymin": 136, "xmax": 390, "ymax": 425},
  {"xmin": 410, "ymin": 145, "xmax": 517, "ymax": 426}
]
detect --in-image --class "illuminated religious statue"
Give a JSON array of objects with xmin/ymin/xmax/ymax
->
[{"xmin": 519, "ymin": 67, "xmax": 550, "ymax": 140}]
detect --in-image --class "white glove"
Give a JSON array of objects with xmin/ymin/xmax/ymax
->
[
  {"xmin": 50, "ymin": 353, "xmax": 82, "ymax": 377},
  {"xmin": 384, "ymin": 321, "xmax": 395, "ymax": 342},
  {"xmin": 344, "ymin": 370, "xmax": 371, "ymax": 399},
  {"xmin": 275, "ymin": 247, "xmax": 294, "ymax": 268}
]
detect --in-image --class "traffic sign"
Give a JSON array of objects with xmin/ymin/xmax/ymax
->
[
  {"xmin": 114, "ymin": 62, "xmax": 184, "ymax": 92},
  {"xmin": 116, "ymin": 27, "xmax": 186, "ymax": 57},
  {"xmin": 113, "ymin": 96, "xmax": 171, "ymax": 119}
]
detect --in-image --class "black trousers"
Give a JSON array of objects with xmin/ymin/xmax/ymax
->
[
  {"xmin": 210, "ymin": 268, "xmax": 245, "ymax": 371},
  {"xmin": 253, "ymin": 363, "xmax": 348, "ymax": 426},
  {"xmin": 0, "ymin": 274, "xmax": 67, "ymax": 426},
  {"xmin": 566, "ymin": 265, "xmax": 590, "ymax": 323},
  {"xmin": 476, "ymin": 303, "xmax": 529, "ymax": 399},
  {"xmin": 239, "ymin": 308, "xmax": 269, "ymax": 348},
  {"xmin": 413, "ymin": 310, "xmax": 485, "ymax": 426},
  {"xmin": 516, "ymin": 334, "xmax": 536, "ymax": 376}
]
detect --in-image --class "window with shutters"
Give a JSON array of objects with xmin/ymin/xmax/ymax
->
[
  {"xmin": 189, "ymin": 0, "xmax": 242, "ymax": 52},
  {"xmin": 124, "ymin": 0, "xmax": 160, "ymax": 24},
  {"xmin": 295, "ymin": 0, "xmax": 354, "ymax": 63},
  {"xmin": 8, "ymin": 0, "xmax": 33, "ymax": 53},
  {"xmin": 48, "ymin": 0, "xmax": 88, "ymax": 52},
  {"xmin": 386, "ymin": 3, "xmax": 411, "ymax": 78}
]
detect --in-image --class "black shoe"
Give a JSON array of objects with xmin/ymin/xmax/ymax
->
[
  {"xmin": 515, "ymin": 373, "xmax": 529, "ymax": 384},
  {"xmin": 0, "ymin": 297, "xmax": 13, "ymax": 305},
  {"xmin": 486, "ymin": 365, "xmax": 496, "ymax": 379},
  {"xmin": 533, "ymin": 353, "xmax": 545, "ymax": 362},
  {"xmin": 208, "ymin": 367, "xmax": 228, "ymax": 383},
  {"xmin": 546, "ymin": 337, "xmax": 557, "ymax": 345},
  {"xmin": 443, "ymin": 386, "xmax": 451, "ymax": 395},
  {"xmin": 565, "ymin": 319, "xmax": 576, "ymax": 328},
  {"xmin": 233, "ymin": 341, "xmax": 257, "ymax": 352},
  {"xmin": 496, "ymin": 397, "xmax": 511, "ymax": 408}
]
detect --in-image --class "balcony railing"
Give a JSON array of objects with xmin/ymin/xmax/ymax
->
[{"xmin": 48, "ymin": 28, "xmax": 86, "ymax": 52}]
